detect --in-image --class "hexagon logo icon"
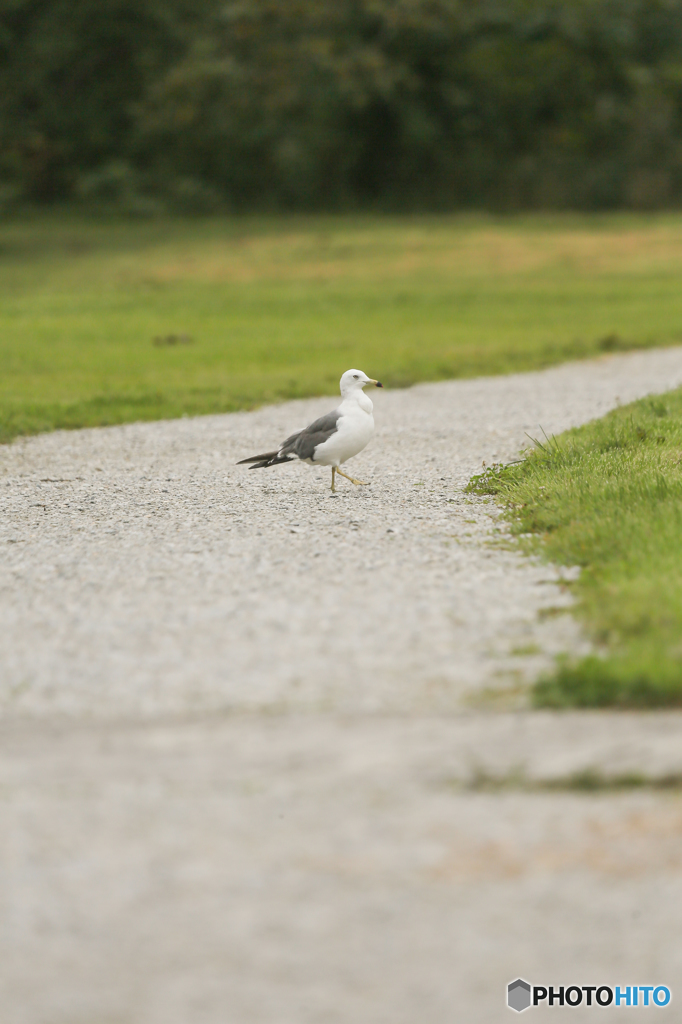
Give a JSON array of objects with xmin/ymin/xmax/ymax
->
[{"xmin": 508, "ymin": 978, "xmax": 532, "ymax": 1012}]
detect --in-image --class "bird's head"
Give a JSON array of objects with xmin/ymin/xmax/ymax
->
[{"xmin": 340, "ymin": 369, "xmax": 383, "ymax": 396}]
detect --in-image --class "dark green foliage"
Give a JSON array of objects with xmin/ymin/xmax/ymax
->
[
  {"xmin": 468, "ymin": 389, "xmax": 682, "ymax": 706},
  {"xmin": 4, "ymin": 0, "xmax": 682, "ymax": 209},
  {"xmin": 0, "ymin": 0, "xmax": 204, "ymax": 201}
]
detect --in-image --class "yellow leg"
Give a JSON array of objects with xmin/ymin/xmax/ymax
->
[
  {"xmin": 336, "ymin": 467, "xmax": 369, "ymax": 486},
  {"xmin": 331, "ymin": 466, "xmax": 336, "ymax": 492}
]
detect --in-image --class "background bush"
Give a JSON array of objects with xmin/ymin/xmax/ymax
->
[{"xmin": 4, "ymin": 0, "xmax": 682, "ymax": 211}]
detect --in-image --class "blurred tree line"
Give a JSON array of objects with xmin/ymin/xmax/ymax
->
[{"xmin": 3, "ymin": 0, "xmax": 682, "ymax": 211}]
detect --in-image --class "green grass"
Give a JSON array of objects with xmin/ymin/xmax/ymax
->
[
  {"xmin": 467, "ymin": 391, "xmax": 682, "ymax": 707},
  {"xmin": 459, "ymin": 767, "xmax": 682, "ymax": 792},
  {"xmin": 3, "ymin": 211, "xmax": 682, "ymax": 441}
]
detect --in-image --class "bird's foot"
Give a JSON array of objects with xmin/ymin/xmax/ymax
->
[{"xmin": 336, "ymin": 469, "xmax": 369, "ymax": 486}]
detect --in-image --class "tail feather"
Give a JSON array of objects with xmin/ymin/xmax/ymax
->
[
  {"xmin": 237, "ymin": 451, "xmax": 279, "ymax": 464},
  {"xmin": 237, "ymin": 451, "xmax": 295, "ymax": 470}
]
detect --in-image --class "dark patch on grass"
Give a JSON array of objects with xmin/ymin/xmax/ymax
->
[
  {"xmin": 152, "ymin": 333, "xmax": 194, "ymax": 346},
  {"xmin": 597, "ymin": 332, "xmax": 643, "ymax": 352}
]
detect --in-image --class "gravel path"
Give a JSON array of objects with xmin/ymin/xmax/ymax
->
[
  {"xmin": 3, "ymin": 346, "xmax": 682, "ymax": 719},
  {"xmin": 2, "ymin": 348, "xmax": 682, "ymax": 1023}
]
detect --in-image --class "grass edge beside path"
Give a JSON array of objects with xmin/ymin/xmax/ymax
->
[{"xmin": 466, "ymin": 389, "xmax": 682, "ymax": 708}]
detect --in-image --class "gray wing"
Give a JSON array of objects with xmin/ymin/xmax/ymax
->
[{"xmin": 281, "ymin": 410, "xmax": 341, "ymax": 462}]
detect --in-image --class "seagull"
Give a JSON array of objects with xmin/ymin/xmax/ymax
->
[{"xmin": 237, "ymin": 369, "xmax": 383, "ymax": 492}]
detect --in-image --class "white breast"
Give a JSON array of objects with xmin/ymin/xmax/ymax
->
[{"xmin": 312, "ymin": 394, "xmax": 374, "ymax": 467}]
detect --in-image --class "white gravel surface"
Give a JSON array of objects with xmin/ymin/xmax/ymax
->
[
  {"xmin": 4, "ymin": 345, "xmax": 682, "ymax": 719},
  {"xmin": 2, "ymin": 348, "xmax": 682, "ymax": 1023}
]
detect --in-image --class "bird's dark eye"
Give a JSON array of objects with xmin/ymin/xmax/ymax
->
[{"xmin": 353, "ymin": 375, "xmax": 359, "ymax": 379}]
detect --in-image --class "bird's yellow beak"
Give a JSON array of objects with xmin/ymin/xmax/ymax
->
[{"xmin": 367, "ymin": 379, "xmax": 383, "ymax": 388}]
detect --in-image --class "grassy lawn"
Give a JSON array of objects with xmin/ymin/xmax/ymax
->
[
  {"xmin": 2, "ymin": 211, "xmax": 682, "ymax": 441},
  {"xmin": 468, "ymin": 390, "xmax": 682, "ymax": 707}
]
